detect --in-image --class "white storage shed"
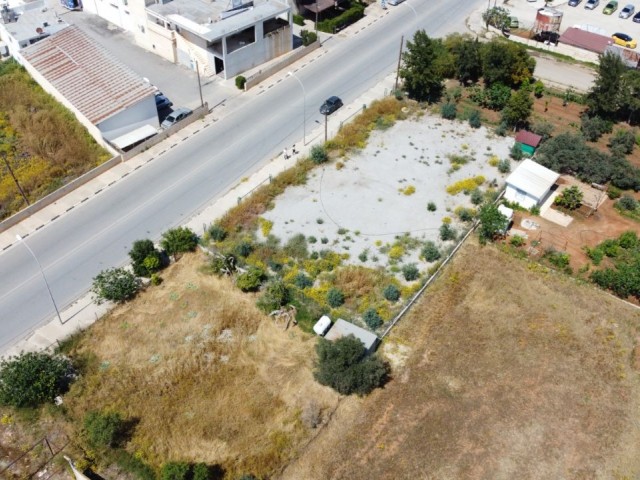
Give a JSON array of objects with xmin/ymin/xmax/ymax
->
[{"xmin": 504, "ymin": 159, "xmax": 560, "ymax": 209}]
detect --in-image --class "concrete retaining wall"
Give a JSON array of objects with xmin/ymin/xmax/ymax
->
[{"xmin": 244, "ymin": 41, "xmax": 320, "ymax": 90}]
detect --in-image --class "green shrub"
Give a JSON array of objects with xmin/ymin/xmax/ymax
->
[
  {"xmin": 161, "ymin": 462, "xmax": 190, "ymax": 480},
  {"xmin": 257, "ymin": 279, "xmax": 290, "ymax": 313},
  {"xmin": 208, "ymin": 223, "xmax": 227, "ymax": 242},
  {"xmin": 300, "ymin": 29, "xmax": 318, "ymax": 46},
  {"xmin": 586, "ymin": 247, "xmax": 604, "ymax": 265},
  {"xmin": 192, "ymin": 464, "xmax": 210, "ymax": 480},
  {"xmin": 358, "ymin": 250, "xmax": 368, "ymax": 262},
  {"xmin": 618, "ymin": 230, "xmax": 639, "ymax": 249},
  {"xmin": 581, "ymin": 115, "xmax": 612, "ymax": 142},
  {"xmin": 363, "ymin": 308, "xmax": 383, "ymax": 330},
  {"xmin": 84, "ymin": 411, "xmax": 125, "ymax": 449},
  {"xmin": 236, "ymin": 267, "xmax": 266, "ymax": 292},
  {"xmin": 313, "ymin": 336, "xmax": 388, "ymax": 395},
  {"xmin": 160, "ymin": 227, "xmax": 198, "ymax": 258},
  {"xmin": 421, "ymin": 241, "xmax": 441, "ymax": 262},
  {"xmin": 129, "ymin": 239, "xmax": 162, "ymax": 277},
  {"xmin": 326, "ymin": 287, "xmax": 345, "ymax": 307},
  {"xmin": 497, "ymin": 158, "xmax": 511, "ymax": 173},
  {"xmin": 235, "ymin": 75, "xmax": 246, "ymax": 90},
  {"xmin": 470, "ymin": 188, "xmax": 484, "ymax": 205},
  {"xmin": 92, "ymin": 267, "xmax": 141, "ymax": 304},
  {"xmin": 150, "ymin": 273, "xmax": 162, "ymax": 286},
  {"xmin": 402, "ymin": 264, "xmax": 420, "ymax": 281},
  {"xmin": 617, "ymin": 195, "xmax": 638, "ymax": 211},
  {"xmin": 530, "ymin": 119, "xmax": 554, "ymax": 142},
  {"xmin": 484, "ymin": 83, "xmax": 512, "ymax": 111},
  {"xmin": 545, "ymin": 250, "xmax": 571, "ymax": 271},
  {"xmin": 383, "ymin": 284, "xmax": 400, "ymax": 302},
  {"xmin": 317, "ymin": 1, "xmax": 365, "ymax": 33},
  {"xmin": 427, "ymin": 201, "xmax": 437, "ymax": 211},
  {"xmin": 554, "ymin": 185, "xmax": 583, "ymax": 210},
  {"xmin": 509, "ymin": 143, "xmax": 523, "ymax": 160},
  {"xmin": 234, "ymin": 240, "xmax": 254, "ymax": 258},
  {"xmin": 113, "ymin": 450, "xmax": 155, "ymax": 480},
  {"xmin": 284, "ymin": 233, "xmax": 309, "ymax": 259},
  {"xmin": 510, "ymin": 235, "xmax": 525, "ymax": 247},
  {"xmin": 495, "ymin": 122, "xmax": 508, "ymax": 137},
  {"xmin": 0, "ymin": 352, "xmax": 72, "ymax": 408},
  {"xmin": 607, "ymin": 186, "xmax": 622, "ymax": 199},
  {"xmin": 441, "ymin": 102, "xmax": 457, "ymax": 120},
  {"xmin": 529, "ymin": 205, "xmax": 541, "ymax": 215},
  {"xmin": 457, "ymin": 207, "xmax": 475, "ymax": 222},
  {"xmin": 439, "ymin": 223, "xmax": 456, "ymax": 241},
  {"xmin": 294, "ymin": 272, "xmax": 313, "ymax": 289},
  {"xmin": 533, "ymin": 80, "xmax": 544, "ymax": 98},
  {"xmin": 609, "ymin": 129, "xmax": 636, "ymax": 155},
  {"xmin": 293, "ymin": 13, "xmax": 305, "ymax": 25},
  {"xmin": 468, "ymin": 110, "xmax": 482, "ymax": 128},
  {"xmin": 310, "ymin": 144, "xmax": 328, "ymax": 164}
]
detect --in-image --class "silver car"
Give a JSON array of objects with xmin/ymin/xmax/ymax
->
[
  {"xmin": 161, "ymin": 107, "xmax": 193, "ymax": 129},
  {"xmin": 620, "ymin": 3, "xmax": 635, "ymax": 17},
  {"xmin": 585, "ymin": 0, "xmax": 599, "ymax": 8}
]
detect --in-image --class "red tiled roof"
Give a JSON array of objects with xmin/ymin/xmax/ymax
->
[
  {"xmin": 21, "ymin": 26, "xmax": 155, "ymax": 125},
  {"xmin": 559, "ymin": 27, "xmax": 612, "ymax": 54},
  {"xmin": 515, "ymin": 130, "xmax": 543, "ymax": 148}
]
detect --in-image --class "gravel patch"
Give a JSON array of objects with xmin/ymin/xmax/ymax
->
[{"xmin": 263, "ymin": 114, "xmax": 514, "ymax": 270}]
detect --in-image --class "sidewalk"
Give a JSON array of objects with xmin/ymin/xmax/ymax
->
[{"xmin": 0, "ymin": 6, "xmax": 397, "ymax": 357}]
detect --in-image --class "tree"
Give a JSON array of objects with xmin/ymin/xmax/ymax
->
[
  {"xmin": 161, "ymin": 462, "xmax": 190, "ymax": 480},
  {"xmin": 400, "ymin": 30, "xmax": 444, "ymax": 102},
  {"xmin": 383, "ymin": 284, "xmax": 400, "ymax": 302},
  {"xmin": 92, "ymin": 267, "xmax": 141, "ymax": 304},
  {"xmin": 456, "ymin": 38, "xmax": 482, "ymax": 85},
  {"xmin": 160, "ymin": 227, "xmax": 198, "ymax": 259},
  {"xmin": 256, "ymin": 279, "xmax": 290, "ymax": 313},
  {"xmin": 236, "ymin": 267, "xmax": 265, "ymax": 292},
  {"xmin": 313, "ymin": 336, "xmax": 389, "ymax": 395},
  {"xmin": 0, "ymin": 352, "xmax": 72, "ymax": 408},
  {"xmin": 609, "ymin": 129, "xmax": 636, "ymax": 156},
  {"xmin": 501, "ymin": 87, "xmax": 533, "ymax": 128},
  {"xmin": 621, "ymin": 69, "xmax": 640, "ymax": 124},
  {"xmin": 326, "ymin": 287, "xmax": 345, "ymax": 307},
  {"xmin": 554, "ymin": 185, "xmax": 583, "ymax": 210},
  {"xmin": 481, "ymin": 39, "xmax": 535, "ymax": 88},
  {"xmin": 482, "ymin": 6, "xmax": 511, "ymax": 29},
  {"xmin": 129, "ymin": 239, "xmax": 162, "ymax": 277},
  {"xmin": 363, "ymin": 308, "xmax": 383, "ymax": 329},
  {"xmin": 478, "ymin": 204, "xmax": 508, "ymax": 243},
  {"xmin": 587, "ymin": 52, "xmax": 625, "ymax": 119},
  {"xmin": 84, "ymin": 411, "xmax": 126, "ymax": 449}
]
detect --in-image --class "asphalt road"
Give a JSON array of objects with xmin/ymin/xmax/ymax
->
[{"xmin": 0, "ymin": 0, "xmax": 488, "ymax": 348}]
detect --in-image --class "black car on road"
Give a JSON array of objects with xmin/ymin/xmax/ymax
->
[{"xmin": 320, "ymin": 96, "xmax": 343, "ymax": 115}]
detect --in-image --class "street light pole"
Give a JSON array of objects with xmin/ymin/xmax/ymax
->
[
  {"xmin": 195, "ymin": 60, "xmax": 204, "ymax": 108},
  {"xmin": 2, "ymin": 153, "xmax": 29, "ymax": 207},
  {"xmin": 16, "ymin": 234, "xmax": 63, "ymax": 325},
  {"xmin": 394, "ymin": 3, "xmax": 419, "ymax": 92},
  {"xmin": 287, "ymin": 71, "xmax": 306, "ymax": 146}
]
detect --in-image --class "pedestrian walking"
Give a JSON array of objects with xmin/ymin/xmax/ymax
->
[{"xmin": 283, "ymin": 148, "xmax": 289, "ymax": 159}]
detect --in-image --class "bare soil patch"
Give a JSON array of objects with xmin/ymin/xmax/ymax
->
[{"xmin": 281, "ymin": 240, "xmax": 640, "ymax": 479}]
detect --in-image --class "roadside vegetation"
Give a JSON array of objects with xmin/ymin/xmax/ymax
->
[{"xmin": 0, "ymin": 60, "xmax": 110, "ymax": 220}]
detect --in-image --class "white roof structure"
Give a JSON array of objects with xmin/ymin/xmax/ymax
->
[
  {"xmin": 498, "ymin": 204, "xmax": 514, "ymax": 221},
  {"xmin": 111, "ymin": 124, "xmax": 158, "ymax": 150},
  {"xmin": 324, "ymin": 319, "xmax": 379, "ymax": 353},
  {"xmin": 506, "ymin": 159, "xmax": 560, "ymax": 200},
  {"xmin": 21, "ymin": 26, "xmax": 156, "ymax": 125},
  {"xmin": 313, "ymin": 315, "xmax": 332, "ymax": 336}
]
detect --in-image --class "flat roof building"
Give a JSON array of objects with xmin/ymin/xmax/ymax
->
[{"xmin": 324, "ymin": 319, "xmax": 380, "ymax": 355}]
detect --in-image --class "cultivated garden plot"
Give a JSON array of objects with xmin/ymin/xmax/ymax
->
[{"xmin": 263, "ymin": 115, "xmax": 514, "ymax": 271}]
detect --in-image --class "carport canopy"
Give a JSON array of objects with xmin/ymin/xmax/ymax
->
[{"xmin": 111, "ymin": 124, "xmax": 158, "ymax": 150}]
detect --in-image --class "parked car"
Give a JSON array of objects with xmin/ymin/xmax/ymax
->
[
  {"xmin": 509, "ymin": 16, "xmax": 519, "ymax": 28},
  {"xmin": 155, "ymin": 92, "xmax": 172, "ymax": 110},
  {"xmin": 534, "ymin": 30, "xmax": 560, "ymax": 44},
  {"xmin": 603, "ymin": 0, "xmax": 618, "ymax": 13},
  {"xmin": 387, "ymin": 0, "xmax": 405, "ymax": 5},
  {"xmin": 160, "ymin": 107, "xmax": 193, "ymax": 129},
  {"xmin": 633, "ymin": 9, "xmax": 640, "ymax": 20},
  {"xmin": 568, "ymin": 0, "xmax": 582, "ymax": 6},
  {"xmin": 612, "ymin": 31, "xmax": 637, "ymax": 48},
  {"xmin": 585, "ymin": 0, "xmax": 599, "ymax": 9},
  {"xmin": 619, "ymin": 3, "xmax": 635, "ymax": 17},
  {"xmin": 319, "ymin": 96, "xmax": 343, "ymax": 115}
]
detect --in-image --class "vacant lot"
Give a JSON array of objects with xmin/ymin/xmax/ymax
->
[{"xmin": 282, "ymin": 240, "xmax": 640, "ymax": 479}]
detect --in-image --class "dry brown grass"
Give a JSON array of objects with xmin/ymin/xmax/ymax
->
[
  {"xmin": 64, "ymin": 252, "xmax": 339, "ymax": 478},
  {"xmin": 281, "ymin": 240, "xmax": 640, "ymax": 479}
]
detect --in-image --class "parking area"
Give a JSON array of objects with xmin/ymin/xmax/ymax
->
[
  {"xmin": 51, "ymin": 4, "xmax": 238, "ymax": 113},
  {"xmin": 508, "ymin": 0, "xmax": 640, "ymax": 45}
]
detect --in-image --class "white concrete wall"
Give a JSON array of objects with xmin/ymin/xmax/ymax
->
[
  {"xmin": 504, "ymin": 184, "xmax": 541, "ymax": 210},
  {"xmin": 97, "ymin": 96, "xmax": 159, "ymax": 141},
  {"xmin": 224, "ymin": 23, "xmax": 291, "ymax": 79}
]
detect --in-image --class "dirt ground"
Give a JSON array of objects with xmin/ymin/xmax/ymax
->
[{"xmin": 280, "ymin": 240, "xmax": 640, "ymax": 480}]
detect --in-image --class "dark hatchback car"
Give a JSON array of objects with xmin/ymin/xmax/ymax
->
[
  {"xmin": 634, "ymin": 10, "xmax": 640, "ymax": 21},
  {"xmin": 319, "ymin": 96, "xmax": 343, "ymax": 115},
  {"xmin": 155, "ymin": 92, "xmax": 173, "ymax": 110}
]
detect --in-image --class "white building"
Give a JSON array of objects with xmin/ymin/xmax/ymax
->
[
  {"xmin": 83, "ymin": 0, "xmax": 292, "ymax": 79},
  {"xmin": 324, "ymin": 319, "xmax": 380, "ymax": 355},
  {"xmin": 504, "ymin": 159, "xmax": 560, "ymax": 210},
  {"xmin": 20, "ymin": 25, "xmax": 159, "ymax": 151}
]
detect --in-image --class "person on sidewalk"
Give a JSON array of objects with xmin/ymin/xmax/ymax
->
[{"xmin": 283, "ymin": 148, "xmax": 289, "ymax": 159}]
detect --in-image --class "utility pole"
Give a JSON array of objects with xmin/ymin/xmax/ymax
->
[
  {"xmin": 2, "ymin": 152, "xmax": 29, "ymax": 207},
  {"xmin": 394, "ymin": 35, "xmax": 404, "ymax": 92},
  {"xmin": 315, "ymin": 0, "xmax": 319, "ymax": 41},
  {"xmin": 324, "ymin": 113, "xmax": 328, "ymax": 143},
  {"xmin": 195, "ymin": 60, "xmax": 204, "ymax": 108}
]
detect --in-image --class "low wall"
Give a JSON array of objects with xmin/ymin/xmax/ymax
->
[
  {"xmin": 0, "ymin": 103, "xmax": 210, "ymax": 234},
  {"xmin": 244, "ymin": 41, "xmax": 320, "ymax": 90}
]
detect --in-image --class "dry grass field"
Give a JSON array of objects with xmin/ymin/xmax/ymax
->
[
  {"xmin": 63, "ymin": 253, "xmax": 339, "ymax": 478},
  {"xmin": 281, "ymin": 240, "xmax": 640, "ymax": 480}
]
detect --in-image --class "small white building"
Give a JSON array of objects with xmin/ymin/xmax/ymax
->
[
  {"xmin": 313, "ymin": 315, "xmax": 332, "ymax": 336},
  {"xmin": 20, "ymin": 25, "xmax": 159, "ymax": 152},
  {"xmin": 504, "ymin": 159, "xmax": 560, "ymax": 209},
  {"xmin": 324, "ymin": 319, "xmax": 380, "ymax": 355}
]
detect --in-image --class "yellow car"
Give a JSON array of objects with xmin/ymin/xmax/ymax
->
[{"xmin": 612, "ymin": 32, "xmax": 637, "ymax": 48}]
